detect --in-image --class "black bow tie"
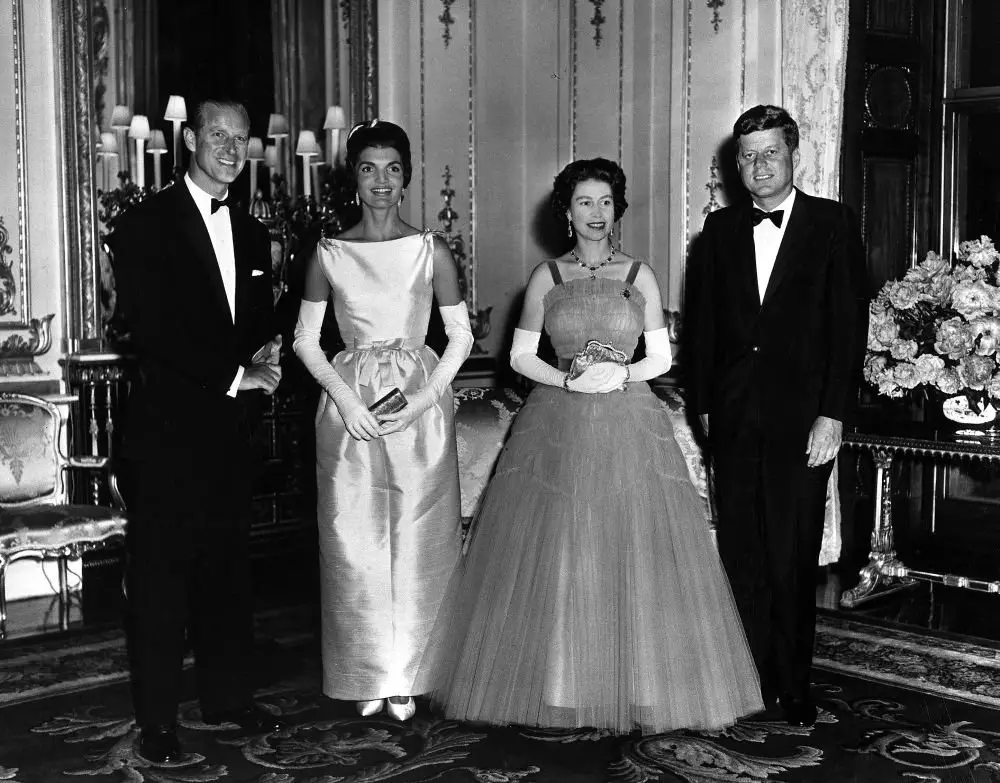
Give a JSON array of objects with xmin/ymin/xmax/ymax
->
[
  {"xmin": 751, "ymin": 207, "xmax": 784, "ymax": 228},
  {"xmin": 210, "ymin": 195, "xmax": 238, "ymax": 214}
]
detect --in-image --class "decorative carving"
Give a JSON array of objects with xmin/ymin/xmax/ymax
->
[
  {"xmin": 91, "ymin": 0, "xmax": 110, "ymax": 125},
  {"xmin": 10, "ymin": 0, "xmax": 28, "ymax": 325},
  {"xmin": 703, "ymin": 156, "xmax": 722, "ymax": 216},
  {"xmin": 439, "ymin": 0, "xmax": 457, "ymax": 48},
  {"xmin": 707, "ymin": 0, "xmax": 725, "ymax": 33},
  {"xmin": 588, "ymin": 0, "xmax": 607, "ymax": 47},
  {"xmin": 0, "ymin": 314, "xmax": 55, "ymax": 376},
  {"xmin": 438, "ymin": 167, "xmax": 490, "ymax": 354},
  {"xmin": 864, "ymin": 64, "xmax": 914, "ymax": 130},
  {"xmin": 0, "ymin": 218, "xmax": 15, "ymax": 318},
  {"xmin": 347, "ymin": 0, "xmax": 378, "ymax": 122}
]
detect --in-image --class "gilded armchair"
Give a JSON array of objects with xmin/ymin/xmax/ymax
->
[{"xmin": 0, "ymin": 392, "xmax": 127, "ymax": 638}]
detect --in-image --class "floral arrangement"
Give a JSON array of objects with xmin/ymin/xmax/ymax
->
[{"xmin": 865, "ymin": 235, "xmax": 1000, "ymax": 411}]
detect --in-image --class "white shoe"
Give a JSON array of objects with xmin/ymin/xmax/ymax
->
[
  {"xmin": 386, "ymin": 696, "xmax": 415, "ymax": 721},
  {"xmin": 356, "ymin": 699, "xmax": 385, "ymax": 717}
]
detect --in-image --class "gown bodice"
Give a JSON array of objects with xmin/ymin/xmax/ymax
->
[
  {"xmin": 542, "ymin": 270, "xmax": 647, "ymax": 362},
  {"xmin": 317, "ymin": 231, "xmax": 435, "ymax": 346}
]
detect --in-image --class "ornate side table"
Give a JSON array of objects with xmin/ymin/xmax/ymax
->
[{"xmin": 840, "ymin": 423, "xmax": 1000, "ymax": 607}]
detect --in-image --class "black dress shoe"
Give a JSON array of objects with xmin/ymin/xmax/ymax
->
[
  {"xmin": 138, "ymin": 724, "xmax": 181, "ymax": 763},
  {"xmin": 779, "ymin": 695, "xmax": 817, "ymax": 727},
  {"xmin": 202, "ymin": 706, "xmax": 284, "ymax": 733}
]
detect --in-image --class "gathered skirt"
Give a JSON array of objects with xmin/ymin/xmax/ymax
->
[{"xmin": 419, "ymin": 382, "xmax": 763, "ymax": 734}]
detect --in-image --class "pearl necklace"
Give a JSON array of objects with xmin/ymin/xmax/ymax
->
[{"xmin": 571, "ymin": 246, "xmax": 616, "ymax": 279}]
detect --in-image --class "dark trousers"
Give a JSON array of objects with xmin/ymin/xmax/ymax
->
[
  {"xmin": 712, "ymin": 441, "xmax": 832, "ymax": 703},
  {"xmin": 123, "ymin": 446, "xmax": 255, "ymax": 726}
]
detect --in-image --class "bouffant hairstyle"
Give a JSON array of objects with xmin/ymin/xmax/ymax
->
[
  {"xmin": 345, "ymin": 119, "xmax": 413, "ymax": 188},
  {"xmin": 732, "ymin": 104, "xmax": 799, "ymax": 152},
  {"xmin": 550, "ymin": 158, "xmax": 629, "ymax": 224}
]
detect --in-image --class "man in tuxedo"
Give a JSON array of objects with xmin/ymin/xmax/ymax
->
[
  {"xmin": 689, "ymin": 105, "xmax": 868, "ymax": 726},
  {"xmin": 108, "ymin": 98, "xmax": 284, "ymax": 763}
]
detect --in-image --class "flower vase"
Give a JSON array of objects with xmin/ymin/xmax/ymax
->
[{"xmin": 933, "ymin": 394, "xmax": 1000, "ymax": 439}]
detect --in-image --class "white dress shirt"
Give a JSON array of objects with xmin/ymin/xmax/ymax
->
[
  {"xmin": 184, "ymin": 174, "xmax": 244, "ymax": 396},
  {"xmin": 752, "ymin": 188, "xmax": 797, "ymax": 303}
]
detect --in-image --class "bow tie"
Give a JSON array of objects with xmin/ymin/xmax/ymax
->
[
  {"xmin": 750, "ymin": 207, "xmax": 784, "ymax": 228},
  {"xmin": 210, "ymin": 195, "xmax": 238, "ymax": 214}
]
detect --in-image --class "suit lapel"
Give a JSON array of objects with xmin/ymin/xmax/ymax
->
[
  {"xmin": 761, "ymin": 189, "xmax": 812, "ymax": 307},
  {"xmin": 174, "ymin": 185, "xmax": 232, "ymax": 328},
  {"xmin": 730, "ymin": 203, "xmax": 762, "ymax": 313}
]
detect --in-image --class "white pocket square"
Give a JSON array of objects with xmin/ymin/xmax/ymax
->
[{"xmin": 251, "ymin": 269, "xmax": 265, "ymax": 277}]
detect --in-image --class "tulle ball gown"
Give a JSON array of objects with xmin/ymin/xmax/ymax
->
[
  {"xmin": 422, "ymin": 263, "xmax": 763, "ymax": 735},
  {"xmin": 313, "ymin": 231, "xmax": 462, "ymax": 701}
]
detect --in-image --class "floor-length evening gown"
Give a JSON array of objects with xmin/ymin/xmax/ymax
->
[
  {"xmin": 423, "ymin": 261, "xmax": 763, "ymax": 734},
  {"xmin": 313, "ymin": 231, "xmax": 462, "ymax": 700}
]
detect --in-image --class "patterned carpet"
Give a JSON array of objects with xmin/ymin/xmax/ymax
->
[{"xmin": 2, "ymin": 610, "xmax": 1000, "ymax": 782}]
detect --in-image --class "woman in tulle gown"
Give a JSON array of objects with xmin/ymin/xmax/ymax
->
[
  {"xmin": 422, "ymin": 158, "xmax": 763, "ymax": 735},
  {"xmin": 292, "ymin": 120, "xmax": 473, "ymax": 721}
]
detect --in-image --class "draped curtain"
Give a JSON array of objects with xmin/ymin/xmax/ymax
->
[{"xmin": 781, "ymin": 0, "xmax": 851, "ymax": 565}]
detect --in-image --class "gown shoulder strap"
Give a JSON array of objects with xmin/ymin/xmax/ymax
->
[
  {"xmin": 547, "ymin": 260, "xmax": 563, "ymax": 285},
  {"xmin": 625, "ymin": 261, "xmax": 641, "ymax": 285}
]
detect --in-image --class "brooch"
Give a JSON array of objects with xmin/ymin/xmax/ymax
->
[{"xmin": 621, "ymin": 288, "xmax": 631, "ymax": 299}]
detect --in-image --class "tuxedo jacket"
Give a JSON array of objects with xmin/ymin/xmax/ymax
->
[
  {"xmin": 108, "ymin": 182, "xmax": 275, "ymax": 462},
  {"xmin": 689, "ymin": 189, "xmax": 869, "ymax": 455}
]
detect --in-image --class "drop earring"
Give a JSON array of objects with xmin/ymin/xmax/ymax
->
[
  {"xmin": 399, "ymin": 189, "xmax": 406, "ymax": 205},
  {"xmin": 567, "ymin": 221, "xmax": 574, "ymax": 238},
  {"xmin": 354, "ymin": 192, "xmax": 360, "ymax": 205}
]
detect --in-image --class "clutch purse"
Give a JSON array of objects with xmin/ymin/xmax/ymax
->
[
  {"xmin": 368, "ymin": 387, "xmax": 408, "ymax": 416},
  {"xmin": 567, "ymin": 340, "xmax": 629, "ymax": 380}
]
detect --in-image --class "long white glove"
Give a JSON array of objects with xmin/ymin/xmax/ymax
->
[
  {"xmin": 510, "ymin": 328, "xmax": 566, "ymax": 387},
  {"xmin": 408, "ymin": 303, "xmax": 474, "ymax": 415},
  {"xmin": 292, "ymin": 299, "xmax": 381, "ymax": 440},
  {"xmin": 572, "ymin": 328, "xmax": 673, "ymax": 391},
  {"xmin": 628, "ymin": 327, "xmax": 672, "ymax": 381}
]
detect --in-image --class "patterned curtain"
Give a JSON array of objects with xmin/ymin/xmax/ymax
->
[
  {"xmin": 782, "ymin": 0, "xmax": 850, "ymax": 566},
  {"xmin": 782, "ymin": 0, "xmax": 850, "ymax": 200}
]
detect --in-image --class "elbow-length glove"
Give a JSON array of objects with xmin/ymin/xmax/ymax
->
[
  {"xmin": 292, "ymin": 299, "xmax": 374, "ymax": 432},
  {"xmin": 510, "ymin": 326, "xmax": 672, "ymax": 393},
  {"xmin": 408, "ymin": 303, "xmax": 474, "ymax": 415}
]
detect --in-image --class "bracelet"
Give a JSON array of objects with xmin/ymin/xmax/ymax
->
[
  {"xmin": 621, "ymin": 364, "xmax": 630, "ymax": 391},
  {"xmin": 562, "ymin": 373, "xmax": 572, "ymax": 392}
]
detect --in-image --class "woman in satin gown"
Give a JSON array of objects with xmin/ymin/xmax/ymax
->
[
  {"xmin": 292, "ymin": 120, "xmax": 473, "ymax": 721},
  {"xmin": 421, "ymin": 158, "xmax": 763, "ymax": 735}
]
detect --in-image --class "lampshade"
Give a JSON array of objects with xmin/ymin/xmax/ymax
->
[
  {"xmin": 146, "ymin": 129, "xmax": 167, "ymax": 154},
  {"xmin": 163, "ymin": 94, "xmax": 187, "ymax": 122},
  {"xmin": 267, "ymin": 113, "xmax": 289, "ymax": 138},
  {"xmin": 99, "ymin": 131, "xmax": 118, "ymax": 155},
  {"xmin": 128, "ymin": 114, "xmax": 151, "ymax": 139},
  {"xmin": 323, "ymin": 105, "xmax": 346, "ymax": 130},
  {"xmin": 264, "ymin": 145, "xmax": 278, "ymax": 167},
  {"xmin": 295, "ymin": 130, "xmax": 320, "ymax": 156},
  {"xmin": 247, "ymin": 137, "xmax": 265, "ymax": 160},
  {"xmin": 110, "ymin": 105, "xmax": 132, "ymax": 130}
]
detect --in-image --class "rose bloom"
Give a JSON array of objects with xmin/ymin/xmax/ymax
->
[
  {"xmin": 987, "ymin": 372, "xmax": 1000, "ymax": 399},
  {"xmin": 958, "ymin": 236, "xmax": 1000, "ymax": 269},
  {"xmin": 889, "ymin": 339, "xmax": 918, "ymax": 360},
  {"xmin": 878, "ymin": 380, "xmax": 905, "ymax": 398},
  {"xmin": 934, "ymin": 367, "xmax": 962, "ymax": 395},
  {"xmin": 972, "ymin": 317, "xmax": 1000, "ymax": 356},
  {"xmin": 952, "ymin": 280, "xmax": 998, "ymax": 319},
  {"xmin": 912, "ymin": 353, "xmax": 945, "ymax": 384},
  {"xmin": 887, "ymin": 280, "xmax": 921, "ymax": 310},
  {"xmin": 892, "ymin": 362, "xmax": 922, "ymax": 389},
  {"xmin": 869, "ymin": 315, "xmax": 900, "ymax": 351},
  {"xmin": 953, "ymin": 264, "xmax": 988, "ymax": 285},
  {"xmin": 935, "ymin": 317, "xmax": 975, "ymax": 359},
  {"xmin": 958, "ymin": 354, "xmax": 996, "ymax": 390},
  {"xmin": 863, "ymin": 354, "xmax": 889, "ymax": 384}
]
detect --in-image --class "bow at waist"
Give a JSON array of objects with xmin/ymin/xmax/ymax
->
[{"xmin": 350, "ymin": 336, "xmax": 426, "ymax": 388}]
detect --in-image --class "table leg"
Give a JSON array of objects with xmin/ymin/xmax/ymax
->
[{"xmin": 840, "ymin": 447, "xmax": 916, "ymax": 608}]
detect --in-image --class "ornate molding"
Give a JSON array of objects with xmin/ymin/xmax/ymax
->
[
  {"xmin": 0, "ymin": 313, "xmax": 55, "ymax": 376},
  {"xmin": 439, "ymin": 0, "xmax": 456, "ymax": 48},
  {"xmin": 588, "ymin": 0, "xmax": 607, "ymax": 47},
  {"xmin": 56, "ymin": 0, "xmax": 101, "ymax": 347},
  {"xmin": 0, "ymin": 217, "xmax": 15, "ymax": 317},
  {"xmin": 703, "ymin": 156, "xmax": 722, "ymax": 216},
  {"xmin": 348, "ymin": 0, "xmax": 378, "ymax": 122},
  {"xmin": 8, "ymin": 0, "xmax": 29, "ymax": 325},
  {"xmin": 708, "ymin": 0, "xmax": 725, "ymax": 33}
]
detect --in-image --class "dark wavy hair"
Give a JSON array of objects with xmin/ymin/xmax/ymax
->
[
  {"xmin": 733, "ymin": 104, "xmax": 799, "ymax": 152},
  {"xmin": 550, "ymin": 158, "xmax": 628, "ymax": 224},
  {"xmin": 345, "ymin": 119, "xmax": 413, "ymax": 188}
]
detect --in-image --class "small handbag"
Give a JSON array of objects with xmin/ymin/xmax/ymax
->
[{"xmin": 567, "ymin": 340, "xmax": 628, "ymax": 380}]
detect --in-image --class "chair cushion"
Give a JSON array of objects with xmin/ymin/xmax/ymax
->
[
  {"xmin": 0, "ymin": 400, "xmax": 58, "ymax": 503},
  {"xmin": 0, "ymin": 505, "xmax": 127, "ymax": 556}
]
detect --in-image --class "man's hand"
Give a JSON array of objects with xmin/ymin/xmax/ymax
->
[
  {"xmin": 239, "ymin": 362, "xmax": 282, "ymax": 395},
  {"xmin": 252, "ymin": 335, "xmax": 282, "ymax": 366},
  {"xmin": 806, "ymin": 415, "xmax": 842, "ymax": 468}
]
